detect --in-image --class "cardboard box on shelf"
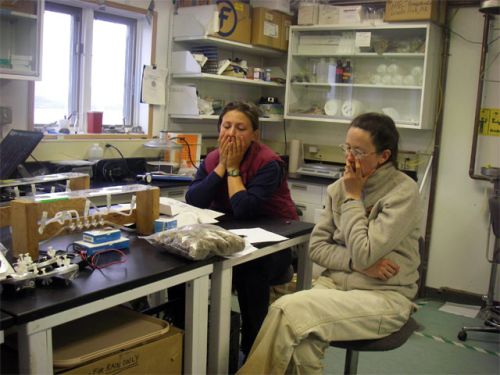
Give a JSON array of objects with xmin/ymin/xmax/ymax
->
[
  {"xmin": 280, "ymin": 13, "xmax": 292, "ymax": 51},
  {"xmin": 384, "ymin": 0, "xmax": 446, "ymax": 25},
  {"xmin": 52, "ymin": 307, "xmax": 183, "ymax": 375},
  {"xmin": 213, "ymin": 0, "xmax": 252, "ymax": 44},
  {"xmin": 252, "ymin": 7, "xmax": 282, "ymax": 50}
]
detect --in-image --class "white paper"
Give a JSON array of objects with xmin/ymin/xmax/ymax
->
[
  {"xmin": 141, "ymin": 65, "xmax": 167, "ymax": 105},
  {"xmin": 355, "ymin": 32, "xmax": 371, "ymax": 48},
  {"xmin": 228, "ymin": 228, "xmax": 289, "ymax": 244},
  {"xmin": 438, "ymin": 302, "xmax": 480, "ymax": 318}
]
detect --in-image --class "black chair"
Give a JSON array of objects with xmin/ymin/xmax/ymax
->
[
  {"xmin": 329, "ymin": 237, "xmax": 425, "ymax": 375},
  {"xmin": 458, "ymin": 181, "xmax": 500, "ymax": 341}
]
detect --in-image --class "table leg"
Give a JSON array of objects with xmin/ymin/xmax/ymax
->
[
  {"xmin": 184, "ymin": 274, "xmax": 210, "ymax": 375},
  {"xmin": 208, "ymin": 262, "xmax": 233, "ymax": 375},
  {"xmin": 296, "ymin": 242, "xmax": 313, "ymax": 291},
  {"xmin": 18, "ymin": 324, "xmax": 53, "ymax": 374}
]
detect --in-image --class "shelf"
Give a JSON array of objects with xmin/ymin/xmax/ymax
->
[
  {"xmin": 292, "ymin": 52, "xmax": 425, "ymax": 58},
  {"xmin": 291, "ymin": 23, "xmax": 429, "ymax": 32},
  {"xmin": 285, "ymin": 114, "xmax": 419, "ymax": 128},
  {"xmin": 170, "ymin": 114, "xmax": 284, "ymax": 123},
  {"xmin": 173, "ymin": 36, "xmax": 285, "ymax": 57},
  {"xmin": 172, "ymin": 73, "xmax": 285, "ymax": 87},
  {"xmin": 291, "ymin": 82, "xmax": 422, "ymax": 90}
]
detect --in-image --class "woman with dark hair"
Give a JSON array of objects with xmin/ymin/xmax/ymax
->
[
  {"xmin": 238, "ymin": 112, "xmax": 422, "ymax": 374},
  {"xmin": 185, "ymin": 101, "xmax": 298, "ymax": 356}
]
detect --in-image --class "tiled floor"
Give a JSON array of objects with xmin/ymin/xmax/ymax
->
[{"xmin": 323, "ymin": 299, "xmax": 500, "ymax": 375}]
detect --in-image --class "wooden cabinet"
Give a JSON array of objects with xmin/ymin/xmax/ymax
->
[
  {"xmin": 0, "ymin": 0, "xmax": 43, "ymax": 80},
  {"xmin": 285, "ymin": 23, "xmax": 442, "ymax": 129}
]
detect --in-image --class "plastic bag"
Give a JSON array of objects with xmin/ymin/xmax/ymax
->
[{"xmin": 143, "ymin": 224, "xmax": 246, "ymax": 260}]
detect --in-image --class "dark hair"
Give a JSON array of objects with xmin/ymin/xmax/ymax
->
[
  {"xmin": 349, "ymin": 112, "xmax": 399, "ymax": 167},
  {"xmin": 217, "ymin": 101, "xmax": 260, "ymax": 132}
]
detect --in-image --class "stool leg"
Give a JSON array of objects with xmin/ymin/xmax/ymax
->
[{"xmin": 344, "ymin": 349, "xmax": 359, "ymax": 375}]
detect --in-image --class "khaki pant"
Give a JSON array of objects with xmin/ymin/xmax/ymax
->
[{"xmin": 237, "ymin": 276, "xmax": 414, "ymax": 375}]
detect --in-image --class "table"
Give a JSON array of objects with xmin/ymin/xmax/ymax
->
[
  {"xmin": 0, "ymin": 310, "xmax": 14, "ymax": 345},
  {"xmin": 208, "ymin": 218, "xmax": 315, "ymax": 375},
  {"xmin": 0, "ymin": 236, "xmax": 214, "ymax": 375}
]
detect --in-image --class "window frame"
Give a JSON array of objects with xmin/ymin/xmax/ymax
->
[{"xmin": 30, "ymin": 0, "xmax": 156, "ymax": 139}]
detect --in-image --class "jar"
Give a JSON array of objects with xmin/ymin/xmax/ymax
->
[
  {"xmin": 264, "ymin": 68, "xmax": 272, "ymax": 82},
  {"xmin": 254, "ymin": 68, "xmax": 262, "ymax": 80},
  {"xmin": 88, "ymin": 143, "xmax": 104, "ymax": 162}
]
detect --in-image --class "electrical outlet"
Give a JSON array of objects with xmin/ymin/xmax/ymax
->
[
  {"xmin": 309, "ymin": 146, "xmax": 319, "ymax": 154},
  {"xmin": 0, "ymin": 106, "xmax": 12, "ymax": 126}
]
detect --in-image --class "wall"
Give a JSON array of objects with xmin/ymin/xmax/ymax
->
[{"xmin": 427, "ymin": 7, "xmax": 500, "ymax": 299}]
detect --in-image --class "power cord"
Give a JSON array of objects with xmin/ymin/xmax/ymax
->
[{"xmin": 175, "ymin": 137, "xmax": 199, "ymax": 170}]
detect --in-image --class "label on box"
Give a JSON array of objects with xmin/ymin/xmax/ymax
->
[
  {"xmin": 83, "ymin": 229, "xmax": 122, "ymax": 244},
  {"xmin": 154, "ymin": 218, "xmax": 178, "ymax": 233},
  {"xmin": 74, "ymin": 237, "xmax": 130, "ymax": 256},
  {"xmin": 264, "ymin": 21, "xmax": 279, "ymax": 38}
]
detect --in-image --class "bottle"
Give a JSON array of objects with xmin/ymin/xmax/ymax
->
[
  {"xmin": 335, "ymin": 59, "xmax": 344, "ymax": 83},
  {"xmin": 88, "ymin": 143, "xmax": 104, "ymax": 162},
  {"xmin": 342, "ymin": 60, "xmax": 352, "ymax": 83}
]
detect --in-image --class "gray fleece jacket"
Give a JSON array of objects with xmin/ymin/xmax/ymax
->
[{"xmin": 309, "ymin": 163, "xmax": 422, "ymax": 299}]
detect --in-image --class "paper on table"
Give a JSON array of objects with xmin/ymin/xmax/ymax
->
[
  {"xmin": 141, "ymin": 65, "xmax": 167, "ymax": 105},
  {"xmin": 438, "ymin": 302, "xmax": 480, "ymax": 318},
  {"xmin": 229, "ymin": 228, "xmax": 289, "ymax": 244}
]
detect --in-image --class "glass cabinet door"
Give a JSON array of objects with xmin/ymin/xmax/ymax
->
[
  {"xmin": 285, "ymin": 23, "xmax": 441, "ymax": 129},
  {"xmin": 0, "ymin": 0, "xmax": 43, "ymax": 80}
]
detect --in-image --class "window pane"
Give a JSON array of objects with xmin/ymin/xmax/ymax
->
[
  {"xmin": 91, "ymin": 19, "xmax": 128, "ymax": 125},
  {"xmin": 34, "ymin": 11, "xmax": 72, "ymax": 125}
]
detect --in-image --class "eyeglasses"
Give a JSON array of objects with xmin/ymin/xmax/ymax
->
[{"xmin": 339, "ymin": 144, "xmax": 376, "ymax": 159}]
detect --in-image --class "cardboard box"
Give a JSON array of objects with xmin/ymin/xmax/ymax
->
[
  {"xmin": 53, "ymin": 307, "xmax": 183, "ymax": 375},
  {"xmin": 252, "ymin": 7, "xmax": 282, "ymax": 50},
  {"xmin": 280, "ymin": 13, "xmax": 292, "ymax": 51},
  {"xmin": 384, "ymin": 0, "xmax": 446, "ymax": 25},
  {"xmin": 213, "ymin": 0, "xmax": 252, "ymax": 44}
]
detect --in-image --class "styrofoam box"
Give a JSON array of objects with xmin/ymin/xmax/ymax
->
[
  {"xmin": 318, "ymin": 5, "xmax": 340, "ymax": 25},
  {"xmin": 338, "ymin": 5, "xmax": 365, "ymax": 24},
  {"xmin": 297, "ymin": 3, "xmax": 318, "ymax": 25}
]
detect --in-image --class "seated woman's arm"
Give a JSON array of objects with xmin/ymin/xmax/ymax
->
[
  {"xmin": 185, "ymin": 160, "xmax": 224, "ymax": 208},
  {"xmin": 343, "ymin": 182, "xmax": 420, "ymax": 271},
  {"xmin": 309, "ymin": 194, "xmax": 353, "ymax": 272},
  {"xmin": 230, "ymin": 160, "xmax": 282, "ymax": 219}
]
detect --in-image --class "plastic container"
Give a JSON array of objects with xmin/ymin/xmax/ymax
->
[{"xmin": 88, "ymin": 143, "xmax": 104, "ymax": 162}]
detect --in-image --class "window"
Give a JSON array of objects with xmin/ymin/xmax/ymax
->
[{"xmin": 34, "ymin": 1, "xmax": 150, "ymax": 134}]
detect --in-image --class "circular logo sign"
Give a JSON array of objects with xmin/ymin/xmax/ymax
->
[{"xmin": 217, "ymin": 0, "xmax": 237, "ymax": 37}]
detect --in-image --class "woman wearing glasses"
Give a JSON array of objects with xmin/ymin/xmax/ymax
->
[{"xmin": 238, "ymin": 112, "xmax": 421, "ymax": 374}]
